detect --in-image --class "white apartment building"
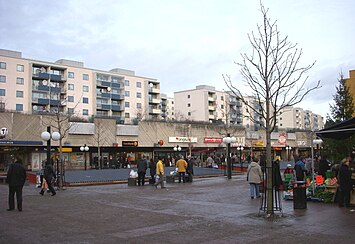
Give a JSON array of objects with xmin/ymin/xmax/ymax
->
[
  {"xmin": 174, "ymin": 85, "xmax": 227, "ymax": 123},
  {"xmin": 0, "ymin": 49, "xmax": 161, "ymax": 124},
  {"xmin": 276, "ymin": 107, "xmax": 324, "ymax": 130},
  {"xmin": 160, "ymin": 93, "xmax": 175, "ymax": 121}
]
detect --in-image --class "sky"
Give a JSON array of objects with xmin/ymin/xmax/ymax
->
[{"xmin": 1, "ymin": 0, "xmax": 355, "ymax": 118}]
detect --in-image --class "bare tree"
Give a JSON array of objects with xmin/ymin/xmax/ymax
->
[
  {"xmin": 42, "ymin": 93, "xmax": 81, "ymax": 189},
  {"xmin": 224, "ymin": 3, "xmax": 320, "ymax": 216},
  {"xmin": 91, "ymin": 119, "xmax": 110, "ymax": 169}
]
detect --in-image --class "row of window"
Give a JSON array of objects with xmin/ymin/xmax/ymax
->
[
  {"xmin": 0, "ymin": 62, "xmax": 24, "ymax": 72},
  {"xmin": 0, "ymin": 89, "xmax": 24, "ymax": 97},
  {"xmin": 0, "ymin": 75, "xmax": 25, "ymax": 84}
]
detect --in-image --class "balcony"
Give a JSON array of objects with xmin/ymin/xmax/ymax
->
[
  {"xmin": 149, "ymin": 108, "xmax": 160, "ymax": 114},
  {"xmin": 208, "ymin": 114, "xmax": 216, "ymax": 120},
  {"xmin": 149, "ymin": 98, "xmax": 161, "ymax": 104},
  {"xmin": 208, "ymin": 95, "xmax": 216, "ymax": 101},
  {"xmin": 208, "ymin": 105, "xmax": 216, "ymax": 111},
  {"xmin": 148, "ymin": 87, "xmax": 160, "ymax": 94},
  {"xmin": 111, "ymin": 105, "xmax": 123, "ymax": 111},
  {"xmin": 111, "ymin": 94, "xmax": 124, "ymax": 100},
  {"xmin": 96, "ymin": 104, "xmax": 110, "ymax": 110},
  {"xmin": 97, "ymin": 81, "xmax": 112, "ymax": 87}
]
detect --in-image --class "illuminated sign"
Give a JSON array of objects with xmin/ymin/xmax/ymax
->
[
  {"xmin": 168, "ymin": 137, "xmax": 197, "ymax": 143},
  {"xmin": 204, "ymin": 137, "xmax": 223, "ymax": 143},
  {"xmin": 122, "ymin": 141, "xmax": 139, "ymax": 147}
]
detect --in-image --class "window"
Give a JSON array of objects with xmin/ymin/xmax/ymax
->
[
  {"xmin": 125, "ymin": 102, "xmax": 130, "ymax": 108},
  {"xmin": 68, "ymin": 84, "xmax": 74, "ymax": 90},
  {"xmin": 125, "ymin": 113, "xmax": 130, "ymax": 118},
  {"xmin": 221, "ymin": 96, "xmax": 224, "ymax": 101},
  {"xmin": 137, "ymin": 103, "xmax": 142, "ymax": 109},
  {"xmin": 83, "ymin": 109, "xmax": 88, "ymax": 115},
  {"xmin": 16, "ymin": 91, "xmax": 24, "ymax": 98},
  {"xmin": 136, "ymin": 92, "xmax": 141, "ymax": 98},
  {"xmin": 125, "ymin": 91, "xmax": 130, "ymax": 97},
  {"xmin": 0, "ymin": 62, "xmax": 6, "ymax": 69},
  {"xmin": 136, "ymin": 81, "xmax": 141, "ymax": 88},
  {"xmin": 172, "ymin": 112, "xmax": 174, "ymax": 115},
  {"xmin": 171, "ymin": 101, "xmax": 174, "ymax": 104},
  {"xmin": 17, "ymin": 64, "xmax": 24, "ymax": 72},
  {"xmin": 16, "ymin": 104, "xmax": 23, "ymax": 111},
  {"xmin": 68, "ymin": 96, "xmax": 74, "ymax": 102},
  {"xmin": 0, "ymin": 75, "xmax": 6, "ymax": 83},
  {"xmin": 16, "ymin": 77, "xmax": 24, "ymax": 85},
  {"xmin": 280, "ymin": 123, "xmax": 283, "ymax": 127},
  {"xmin": 67, "ymin": 108, "xmax": 74, "ymax": 114},
  {"xmin": 83, "ymin": 97, "xmax": 89, "ymax": 104},
  {"xmin": 188, "ymin": 95, "xmax": 190, "ymax": 99},
  {"xmin": 68, "ymin": 72, "xmax": 74, "ymax": 78},
  {"xmin": 0, "ymin": 89, "xmax": 5, "ymax": 96},
  {"xmin": 188, "ymin": 103, "xmax": 191, "ymax": 107},
  {"xmin": 83, "ymin": 85, "xmax": 89, "ymax": 92},
  {"xmin": 188, "ymin": 112, "xmax": 191, "ymax": 116},
  {"xmin": 124, "ymin": 80, "xmax": 130, "ymax": 86},
  {"xmin": 221, "ymin": 105, "xmax": 224, "ymax": 109},
  {"xmin": 83, "ymin": 74, "xmax": 89, "ymax": 80}
]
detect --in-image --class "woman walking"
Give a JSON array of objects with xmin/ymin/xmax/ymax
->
[{"xmin": 247, "ymin": 157, "xmax": 263, "ymax": 199}]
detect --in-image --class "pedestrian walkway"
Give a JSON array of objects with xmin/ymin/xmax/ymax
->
[{"xmin": 1, "ymin": 174, "xmax": 354, "ymax": 244}]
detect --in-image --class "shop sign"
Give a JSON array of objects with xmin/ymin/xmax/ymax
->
[
  {"xmin": 204, "ymin": 137, "xmax": 222, "ymax": 143},
  {"xmin": 169, "ymin": 137, "xmax": 197, "ymax": 143},
  {"xmin": 0, "ymin": 140, "xmax": 43, "ymax": 145},
  {"xmin": 58, "ymin": 148, "xmax": 72, "ymax": 153},
  {"xmin": 254, "ymin": 141, "xmax": 264, "ymax": 146},
  {"xmin": 122, "ymin": 141, "xmax": 139, "ymax": 147},
  {"xmin": 297, "ymin": 140, "xmax": 306, "ymax": 146},
  {"xmin": 278, "ymin": 132, "xmax": 287, "ymax": 145}
]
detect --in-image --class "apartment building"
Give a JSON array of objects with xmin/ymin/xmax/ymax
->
[
  {"xmin": 174, "ymin": 85, "xmax": 227, "ymax": 123},
  {"xmin": 344, "ymin": 69, "xmax": 355, "ymax": 115},
  {"xmin": 0, "ymin": 49, "xmax": 161, "ymax": 123},
  {"xmin": 276, "ymin": 107, "xmax": 324, "ymax": 130},
  {"xmin": 160, "ymin": 93, "xmax": 175, "ymax": 121}
]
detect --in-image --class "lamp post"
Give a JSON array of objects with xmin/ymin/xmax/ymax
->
[
  {"xmin": 237, "ymin": 145, "xmax": 244, "ymax": 172},
  {"xmin": 173, "ymin": 145, "xmax": 182, "ymax": 152},
  {"xmin": 285, "ymin": 146, "xmax": 292, "ymax": 161},
  {"xmin": 80, "ymin": 144, "xmax": 89, "ymax": 170},
  {"xmin": 311, "ymin": 138, "xmax": 323, "ymax": 195},
  {"xmin": 223, "ymin": 134, "xmax": 237, "ymax": 179},
  {"xmin": 41, "ymin": 126, "xmax": 60, "ymax": 176}
]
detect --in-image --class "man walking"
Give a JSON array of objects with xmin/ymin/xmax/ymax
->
[
  {"xmin": 154, "ymin": 157, "xmax": 165, "ymax": 189},
  {"xmin": 39, "ymin": 160, "xmax": 56, "ymax": 196},
  {"xmin": 6, "ymin": 159, "xmax": 27, "ymax": 211},
  {"xmin": 137, "ymin": 156, "xmax": 148, "ymax": 186},
  {"xmin": 187, "ymin": 155, "xmax": 194, "ymax": 182},
  {"xmin": 176, "ymin": 155, "xmax": 187, "ymax": 183}
]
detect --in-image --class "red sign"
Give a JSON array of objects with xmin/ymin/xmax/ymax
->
[{"xmin": 204, "ymin": 137, "xmax": 223, "ymax": 143}]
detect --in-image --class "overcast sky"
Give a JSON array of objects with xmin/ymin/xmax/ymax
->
[{"xmin": 1, "ymin": 0, "xmax": 355, "ymax": 118}]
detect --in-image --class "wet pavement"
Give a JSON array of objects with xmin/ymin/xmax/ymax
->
[{"xmin": 1, "ymin": 174, "xmax": 354, "ymax": 244}]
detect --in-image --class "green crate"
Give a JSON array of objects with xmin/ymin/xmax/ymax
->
[{"xmin": 325, "ymin": 171, "xmax": 334, "ymax": 179}]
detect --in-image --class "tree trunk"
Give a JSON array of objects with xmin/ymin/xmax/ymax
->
[{"xmin": 266, "ymin": 129, "xmax": 273, "ymax": 215}]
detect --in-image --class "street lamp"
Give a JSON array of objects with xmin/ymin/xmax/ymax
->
[
  {"xmin": 173, "ymin": 145, "xmax": 182, "ymax": 152},
  {"xmin": 41, "ymin": 126, "xmax": 60, "ymax": 176},
  {"xmin": 311, "ymin": 138, "xmax": 323, "ymax": 195},
  {"xmin": 223, "ymin": 134, "xmax": 237, "ymax": 179},
  {"xmin": 80, "ymin": 144, "xmax": 89, "ymax": 170},
  {"xmin": 237, "ymin": 145, "xmax": 244, "ymax": 172},
  {"xmin": 285, "ymin": 146, "xmax": 292, "ymax": 161}
]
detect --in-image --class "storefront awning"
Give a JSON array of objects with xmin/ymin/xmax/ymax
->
[{"xmin": 316, "ymin": 117, "xmax": 355, "ymax": 139}]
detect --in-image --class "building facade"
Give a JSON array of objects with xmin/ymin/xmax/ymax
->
[{"xmin": 0, "ymin": 49, "xmax": 161, "ymax": 124}]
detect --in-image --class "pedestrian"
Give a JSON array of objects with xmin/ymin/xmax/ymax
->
[
  {"xmin": 284, "ymin": 164, "xmax": 294, "ymax": 176},
  {"xmin": 176, "ymin": 155, "xmax": 188, "ymax": 183},
  {"xmin": 6, "ymin": 159, "xmax": 27, "ymax": 211},
  {"xmin": 187, "ymin": 155, "xmax": 194, "ymax": 182},
  {"xmin": 206, "ymin": 156, "xmax": 214, "ymax": 168},
  {"xmin": 39, "ymin": 160, "xmax": 56, "ymax": 196},
  {"xmin": 137, "ymin": 156, "xmax": 148, "ymax": 186},
  {"xmin": 273, "ymin": 159, "xmax": 283, "ymax": 191},
  {"xmin": 246, "ymin": 157, "xmax": 263, "ymax": 199},
  {"xmin": 149, "ymin": 158, "xmax": 156, "ymax": 184},
  {"xmin": 338, "ymin": 157, "xmax": 352, "ymax": 208},
  {"xmin": 294, "ymin": 156, "xmax": 306, "ymax": 181},
  {"xmin": 154, "ymin": 157, "xmax": 166, "ymax": 189},
  {"xmin": 318, "ymin": 155, "xmax": 330, "ymax": 178}
]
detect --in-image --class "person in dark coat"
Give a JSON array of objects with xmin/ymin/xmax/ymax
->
[
  {"xmin": 149, "ymin": 158, "xmax": 156, "ymax": 183},
  {"xmin": 273, "ymin": 160, "xmax": 283, "ymax": 191},
  {"xmin": 39, "ymin": 160, "xmax": 56, "ymax": 196},
  {"xmin": 338, "ymin": 157, "xmax": 352, "ymax": 207},
  {"xmin": 137, "ymin": 156, "xmax": 148, "ymax": 186},
  {"xmin": 6, "ymin": 159, "xmax": 27, "ymax": 211},
  {"xmin": 187, "ymin": 155, "xmax": 194, "ymax": 182},
  {"xmin": 318, "ymin": 155, "xmax": 330, "ymax": 177}
]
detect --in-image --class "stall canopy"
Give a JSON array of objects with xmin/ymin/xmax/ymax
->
[{"xmin": 316, "ymin": 117, "xmax": 355, "ymax": 139}]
